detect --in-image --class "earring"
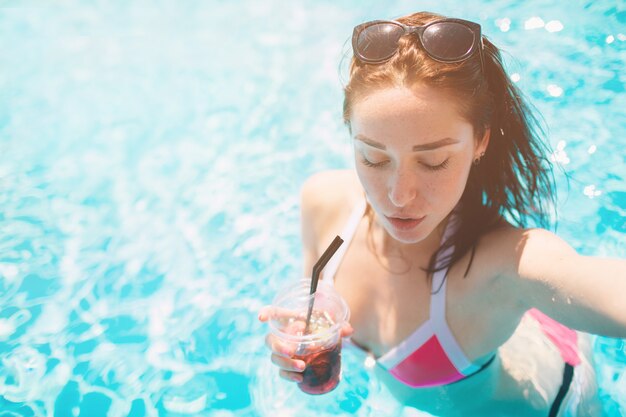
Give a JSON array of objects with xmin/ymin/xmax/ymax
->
[{"xmin": 473, "ymin": 151, "xmax": 485, "ymax": 166}]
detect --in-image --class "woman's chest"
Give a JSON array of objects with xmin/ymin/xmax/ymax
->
[
  {"xmin": 330, "ymin": 233, "xmax": 514, "ymax": 361},
  {"xmin": 334, "ymin": 255, "xmax": 432, "ymax": 356}
]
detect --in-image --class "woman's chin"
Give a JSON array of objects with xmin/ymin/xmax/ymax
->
[
  {"xmin": 384, "ymin": 226, "xmax": 431, "ymax": 245},
  {"xmin": 389, "ymin": 233, "xmax": 427, "ymax": 245}
]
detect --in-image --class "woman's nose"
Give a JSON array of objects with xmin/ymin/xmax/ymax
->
[{"xmin": 388, "ymin": 169, "xmax": 418, "ymax": 208}]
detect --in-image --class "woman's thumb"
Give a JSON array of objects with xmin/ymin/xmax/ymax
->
[{"xmin": 341, "ymin": 322, "xmax": 354, "ymax": 337}]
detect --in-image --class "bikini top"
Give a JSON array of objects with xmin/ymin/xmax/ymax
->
[{"xmin": 323, "ymin": 197, "xmax": 495, "ymax": 388}]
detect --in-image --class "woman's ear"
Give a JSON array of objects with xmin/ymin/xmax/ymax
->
[{"xmin": 478, "ymin": 127, "xmax": 491, "ymax": 155}]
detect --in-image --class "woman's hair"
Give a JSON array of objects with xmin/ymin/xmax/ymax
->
[{"xmin": 342, "ymin": 11, "xmax": 557, "ymax": 284}]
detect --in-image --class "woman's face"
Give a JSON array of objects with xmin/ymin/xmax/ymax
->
[{"xmin": 350, "ymin": 85, "xmax": 489, "ymax": 245}]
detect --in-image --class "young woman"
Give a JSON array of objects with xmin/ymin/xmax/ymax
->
[{"xmin": 259, "ymin": 11, "xmax": 626, "ymax": 416}]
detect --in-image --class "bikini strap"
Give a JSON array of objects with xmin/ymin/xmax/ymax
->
[
  {"xmin": 323, "ymin": 197, "xmax": 368, "ymax": 282},
  {"xmin": 429, "ymin": 211, "xmax": 481, "ymax": 373}
]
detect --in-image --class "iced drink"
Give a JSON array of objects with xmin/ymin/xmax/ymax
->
[{"xmin": 269, "ymin": 279, "xmax": 350, "ymax": 395}]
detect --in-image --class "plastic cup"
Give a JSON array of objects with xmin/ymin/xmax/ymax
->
[{"xmin": 268, "ymin": 278, "xmax": 350, "ymax": 395}]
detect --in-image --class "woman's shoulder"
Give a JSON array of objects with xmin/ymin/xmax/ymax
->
[
  {"xmin": 301, "ymin": 169, "xmax": 363, "ymax": 204},
  {"xmin": 481, "ymin": 220, "xmax": 568, "ymax": 255},
  {"xmin": 475, "ymin": 219, "xmax": 569, "ymax": 281},
  {"xmin": 300, "ymin": 169, "xmax": 364, "ymax": 250}
]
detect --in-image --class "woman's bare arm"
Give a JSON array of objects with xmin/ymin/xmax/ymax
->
[{"xmin": 503, "ymin": 227, "xmax": 626, "ymax": 337}]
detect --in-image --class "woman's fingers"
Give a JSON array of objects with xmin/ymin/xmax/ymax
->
[
  {"xmin": 279, "ymin": 369, "xmax": 303, "ymax": 383},
  {"xmin": 341, "ymin": 322, "xmax": 354, "ymax": 338},
  {"xmin": 258, "ymin": 305, "xmax": 301, "ymax": 322},
  {"xmin": 259, "ymin": 305, "xmax": 354, "ymax": 339},
  {"xmin": 260, "ymin": 305, "xmax": 351, "ymax": 384},
  {"xmin": 258, "ymin": 305, "xmax": 272, "ymax": 322},
  {"xmin": 264, "ymin": 333, "xmax": 296, "ymax": 357},
  {"xmin": 271, "ymin": 353, "xmax": 306, "ymax": 373},
  {"xmin": 264, "ymin": 334, "xmax": 305, "ymax": 383}
]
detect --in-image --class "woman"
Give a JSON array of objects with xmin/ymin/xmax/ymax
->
[{"xmin": 259, "ymin": 11, "xmax": 626, "ymax": 416}]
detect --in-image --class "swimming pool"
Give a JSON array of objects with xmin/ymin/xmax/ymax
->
[{"xmin": 0, "ymin": 0, "xmax": 624, "ymax": 416}]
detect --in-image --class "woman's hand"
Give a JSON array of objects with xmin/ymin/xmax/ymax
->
[{"xmin": 258, "ymin": 305, "xmax": 354, "ymax": 383}]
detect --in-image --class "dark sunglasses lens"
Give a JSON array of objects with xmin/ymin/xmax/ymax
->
[
  {"xmin": 356, "ymin": 23, "xmax": 405, "ymax": 62},
  {"xmin": 422, "ymin": 22, "xmax": 475, "ymax": 61}
]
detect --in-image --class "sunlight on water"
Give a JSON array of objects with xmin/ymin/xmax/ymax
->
[{"xmin": 0, "ymin": 0, "xmax": 625, "ymax": 416}]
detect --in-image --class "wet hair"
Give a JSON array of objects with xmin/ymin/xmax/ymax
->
[{"xmin": 342, "ymin": 11, "xmax": 557, "ymax": 285}]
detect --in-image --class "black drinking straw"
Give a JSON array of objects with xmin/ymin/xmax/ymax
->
[{"xmin": 303, "ymin": 235, "xmax": 344, "ymax": 334}]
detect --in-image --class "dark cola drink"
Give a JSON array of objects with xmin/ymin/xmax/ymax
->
[
  {"xmin": 295, "ymin": 340, "xmax": 342, "ymax": 394},
  {"xmin": 292, "ymin": 310, "xmax": 342, "ymax": 394}
]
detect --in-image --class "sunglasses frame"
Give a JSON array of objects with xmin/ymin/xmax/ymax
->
[{"xmin": 352, "ymin": 18, "xmax": 484, "ymax": 70}]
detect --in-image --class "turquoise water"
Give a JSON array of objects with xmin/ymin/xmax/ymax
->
[{"xmin": 0, "ymin": 1, "xmax": 625, "ymax": 416}]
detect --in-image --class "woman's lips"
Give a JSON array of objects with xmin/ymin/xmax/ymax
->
[{"xmin": 385, "ymin": 215, "xmax": 426, "ymax": 231}]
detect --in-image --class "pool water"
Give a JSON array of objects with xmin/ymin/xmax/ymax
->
[{"xmin": 0, "ymin": 1, "xmax": 624, "ymax": 416}]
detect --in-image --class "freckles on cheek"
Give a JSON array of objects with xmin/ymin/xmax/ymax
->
[
  {"xmin": 444, "ymin": 167, "xmax": 471, "ymax": 199},
  {"xmin": 424, "ymin": 171, "xmax": 461, "ymax": 200},
  {"xmin": 422, "ymin": 180, "xmax": 446, "ymax": 206}
]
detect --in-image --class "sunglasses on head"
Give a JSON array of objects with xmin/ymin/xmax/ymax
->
[{"xmin": 352, "ymin": 18, "xmax": 484, "ymax": 70}]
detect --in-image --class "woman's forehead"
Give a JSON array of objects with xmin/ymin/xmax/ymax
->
[
  {"xmin": 351, "ymin": 86, "xmax": 474, "ymax": 146},
  {"xmin": 352, "ymin": 86, "xmax": 467, "ymax": 121}
]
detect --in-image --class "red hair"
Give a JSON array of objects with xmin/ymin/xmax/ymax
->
[{"xmin": 342, "ymin": 11, "xmax": 556, "ymax": 282}]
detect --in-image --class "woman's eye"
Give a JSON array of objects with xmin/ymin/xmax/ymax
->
[
  {"xmin": 360, "ymin": 156, "xmax": 387, "ymax": 168},
  {"xmin": 421, "ymin": 159, "xmax": 450, "ymax": 171},
  {"xmin": 359, "ymin": 153, "xmax": 450, "ymax": 171}
]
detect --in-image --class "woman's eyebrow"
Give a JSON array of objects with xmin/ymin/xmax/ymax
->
[{"xmin": 354, "ymin": 134, "xmax": 459, "ymax": 151}]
